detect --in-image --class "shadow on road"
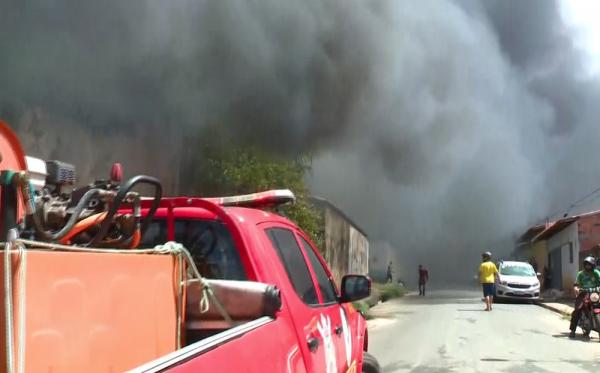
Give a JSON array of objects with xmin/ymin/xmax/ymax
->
[
  {"xmin": 369, "ymin": 310, "xmax": 415, "ymax": 319},
  {"xmin": 494, "ymin": 298, "xmax": 536, "ymax": 305},
  {"xmin": 552, "ymin": 332, "xmax": 600, "ymax": 343},
  {"xmin": 401, "ymin": 295, "xmax": 481, "ymax": 306},
  {"xmin": 408, "ymin": 296, "xmax": 540, "ymax": 307},
  {"xmin": 382, "ymin": 361, "xmax": 411, "ymax": 372}
]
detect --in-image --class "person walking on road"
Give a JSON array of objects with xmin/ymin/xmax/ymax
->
[
  {"xmin": 386, "ymin": 261, "xmax": 394, "ymax": 283},
  {"xmin": 479, "ymin": 251, "xmax": 498, "ymax": 311},
  {"xmin": 418, "ymin": 265, "xmax": 429, "ymax": 296},
  {"xmin": 569, "ymin": 256, "xmax": 600, "ymax": 339}
]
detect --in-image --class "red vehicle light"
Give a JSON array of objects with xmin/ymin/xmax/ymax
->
[
  {"xmin": 111, "ymin": 162, "xmax": 123, "ymax": 183},
  {"xmin": 205, "ymin": 189, "xmax": 295, "ymax": 208}
]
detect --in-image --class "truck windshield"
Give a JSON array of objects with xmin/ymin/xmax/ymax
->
[{"xmin": 141, "ymin": 219, "xmax": 247, "ymax": 281}]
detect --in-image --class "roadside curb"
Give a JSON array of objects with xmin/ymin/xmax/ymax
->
[{"xmin": 534, "ymin": 301, "xmax": 573, "ymax": 316}]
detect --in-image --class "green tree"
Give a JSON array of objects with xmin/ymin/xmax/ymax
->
[{"xmin": 187, "ymin": 130, "xmax": 324, "ymax": 251}]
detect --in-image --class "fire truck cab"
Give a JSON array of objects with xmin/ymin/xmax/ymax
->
[{"xmin": 134, "ymin": 192, "xmax": 379, "ymax": 372}]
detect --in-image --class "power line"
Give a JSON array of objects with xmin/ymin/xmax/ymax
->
[{"xmin": 546, "ymin": 183, "xmax": 600, "ymax": 220}]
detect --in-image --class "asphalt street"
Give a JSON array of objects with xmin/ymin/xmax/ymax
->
[{"xmin": 368, "ymin": 289, "xmax": 600, "ymax": 373}]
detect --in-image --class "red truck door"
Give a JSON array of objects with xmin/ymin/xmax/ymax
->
[
  {"xmin": 296, "ymin": 233, "xmax": 356, "ymax": 372},
  {"xmin": 262, "ymin": 225, "xmax": 350, "ymax": 373}
]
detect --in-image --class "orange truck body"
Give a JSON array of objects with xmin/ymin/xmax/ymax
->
[{"xmin": 0, "ymin": 249, "xmax": 181, "ymax": 372}]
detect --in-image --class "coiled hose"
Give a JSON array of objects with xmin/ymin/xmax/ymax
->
[
  {"xmin": 89, "ymin": 175, "xmax": 162, "ymax": 247},
  {"xmin": 31, "ymin": 188, "xmax": 106, "ymax": 241}
]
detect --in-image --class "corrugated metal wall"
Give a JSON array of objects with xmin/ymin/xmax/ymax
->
[{"xmin": 322, "ymin": 205, "xmax": 369, "ymax": 286}]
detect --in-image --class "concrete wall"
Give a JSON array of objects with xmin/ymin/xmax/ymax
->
[
  {"xmin": 321, "ymin": 203, "xmax": 369, "ymax": 286},
  {"xmin": 547, "ymin": 222, "xmax": 579, "ymax": 290},
  {"xmin": 323, "ymin": 206, "xmax": 350, "ymax": 286},
  {"xmin": 532, "ymin": 240, "xmax": 548, "ymax": 288},
  {"xmin": 531, "ymin": 240, "xmax": 548, "ymax": 272},
  {"xmin": 576, "ymin": 212, "xmax": 600, "ymax": 258},
  {"xmin": 348, "ymin": 226, "xmax": 369, "ymax": 275}
]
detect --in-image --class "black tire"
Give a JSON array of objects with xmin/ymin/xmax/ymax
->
[
  {"xmin": 362, "ymin": 352, "xmax": 381, "ymax": 373},
  {"xmin": 592, "ymin": 313, "xmax": 600, "ymax": 331},
  {"xmin": 580, "ymin": 316, "xmax": 590, "ymax": 336}
]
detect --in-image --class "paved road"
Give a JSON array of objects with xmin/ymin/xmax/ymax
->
[{"xmin": 368, "ymin": 289, "xmax": 600, "ymax": 372}]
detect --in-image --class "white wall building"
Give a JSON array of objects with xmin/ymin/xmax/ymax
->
[{"xmin": 540, "ymin": 218, "xmax": 579, "ymax": 291}]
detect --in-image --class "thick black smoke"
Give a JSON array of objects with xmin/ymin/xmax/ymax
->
[
  {"xmin": 310, "ymin": 0, "xmax": 600, "ymax": 284},
  {"xmin": 470, "ymin": 1, "xmax": 600, "ymax": 217},
  {"xmin": 2, "ymin": 1, "xmax": 599, "ymax": 284}
]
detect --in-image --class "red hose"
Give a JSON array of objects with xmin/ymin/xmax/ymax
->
[{"xmin": 59, "ymin": 212, "xmax": 108, "ymax": 245}]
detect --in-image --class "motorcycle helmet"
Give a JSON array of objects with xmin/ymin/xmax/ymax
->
[
  {"xmin": 583, "ymin": 256, "xmax": 596, "ymax": 268},
  {"xmin": 482, "ymin": 251, "xmax": 492, "ymax": 260}
]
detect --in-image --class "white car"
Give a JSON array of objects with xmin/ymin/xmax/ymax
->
[{"xmin": 495, "ymin": 261, "xmax": 541, "ymax": 300}]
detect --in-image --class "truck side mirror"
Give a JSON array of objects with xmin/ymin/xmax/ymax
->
[{"xmin": 340, "ymin": 274, "xmax": 371, "ymax": 303}]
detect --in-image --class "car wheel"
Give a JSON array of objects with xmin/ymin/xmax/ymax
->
[{"xmin": 362, "ymin": 352, "xmax": 381, "ymax": 373}]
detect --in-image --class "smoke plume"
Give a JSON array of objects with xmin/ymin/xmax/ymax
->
[{"xmin": 2, "ymin": 1, "xmax": 600, "ymax": 284}]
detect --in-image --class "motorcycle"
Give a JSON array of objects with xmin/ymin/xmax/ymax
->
[{"xmin": 578, "ymin": 286, "xmax": 600, "ymax": 340}]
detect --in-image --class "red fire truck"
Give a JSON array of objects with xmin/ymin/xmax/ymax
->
[{"xmin": 0, "ymin": 120, "xmax": 380, "ymax": 372}]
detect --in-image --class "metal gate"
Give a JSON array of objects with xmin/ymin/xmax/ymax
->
[{"xmin": 549, "ymin": 248, "xmax": 563, "ymax": 290}]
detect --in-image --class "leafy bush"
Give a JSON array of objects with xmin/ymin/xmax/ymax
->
[
  {"xmin": 373, "ymin": 282, "xmax": 406, "ymax": 302},
  {"xmin": 352, "ymin": 301, "xmax": 370, "ymax": 317}
]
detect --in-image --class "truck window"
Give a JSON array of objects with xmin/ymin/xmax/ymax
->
[
  {"xmin": 142, "ymin": 219, "xmax": 247, "ymax": 280},
  {"xmin": 299, "ymin": 237, "xmax": 338, "ymax": 304},
  {"xmin": 266, "ymin": 228, "xmax": 318, "ymax": 305}
]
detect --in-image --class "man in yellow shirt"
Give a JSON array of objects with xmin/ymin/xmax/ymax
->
[{"xmin": 479, "ymin": 251, "xmax": 499, "ymax": 311}]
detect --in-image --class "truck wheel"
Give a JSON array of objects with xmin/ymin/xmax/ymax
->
[
  {"xmin": 593, "ymin": 313, "xmax": 600, "ymax": 330},
  {"xmin": 362, "ymin": 352, "xmax": 381, "ymax": 373}
]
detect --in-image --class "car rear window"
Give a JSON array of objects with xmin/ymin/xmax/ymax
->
[{"xmin": 141, "ymin": 219, "xmax": 247, "ymax": 280}]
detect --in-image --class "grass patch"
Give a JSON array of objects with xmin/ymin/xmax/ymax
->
[
  {"xmin": 352, "ymin": 283, "xmax": 407, "ymax": 319},
  {"xmin": 373, "ymin": 282, "xmax": 407, "ymax": 302},
  {"xmin": 352, "ymin": 301, "xmax": 372, "ymax": 319}
]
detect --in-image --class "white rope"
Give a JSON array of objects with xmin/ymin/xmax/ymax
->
[
  {"xmin": 3, "ymin": 239, "xmax": 233, "ymax": 325},
  {"xmin": 4, "ymin": 241, "xmax": 15, "ymax": 373},
  {"xmin": 153, "ymin": 242, "xmax": 233, "ymax": 324},
  {"xmin": 1, "ymin": 238, "xmax": 233, "ymax": 368},
  {"xmin": 16, "ymin": 244, "xmax": 26, "ymax": 373},
  {"xmin": 175, "ymin": 253, "xmax": 184, "ymax": 349},
  {"xmin": 4, "ymin": 239, "xmax": 28, "ymax": 373},
  {"xmin": 13, "ymin": 239, "xmax": 163, "ymax": 254}
]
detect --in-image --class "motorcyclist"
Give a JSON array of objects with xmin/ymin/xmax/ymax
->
[{"xmin": 569, "ymin": 256, "xmax": 600, "ymax": 339}]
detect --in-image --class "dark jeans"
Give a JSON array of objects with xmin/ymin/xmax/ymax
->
[
  {"xmin": 419, "ymin": 282, "xmax": 426, "ymax": 296},
  {"xmin": 570, "ymin": 292, "xmax": 587, "ymax": 332}
]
